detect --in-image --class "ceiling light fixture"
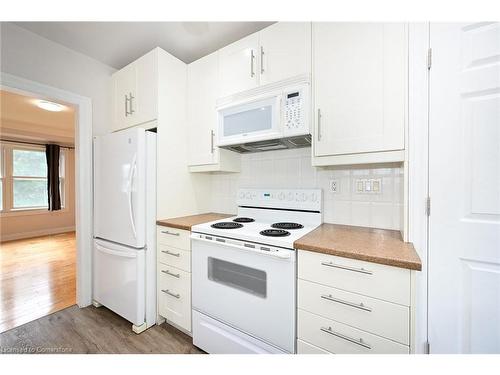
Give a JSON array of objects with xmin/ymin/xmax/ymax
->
[{"xmin": 36, "ymin": 100, "xmax": 64, "ymax": 112}]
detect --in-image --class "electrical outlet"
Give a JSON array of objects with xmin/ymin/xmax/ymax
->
[
  {"xmin": 329, "ymin": 179, "xmax": 339, "ymax": 193},
  {"xmin": 355, "ymin": 179, "xmax": 365, "ymax": 193}
]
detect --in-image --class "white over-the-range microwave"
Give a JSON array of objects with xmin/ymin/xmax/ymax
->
[{"xmin": 217, "ymin": 83, "xmax": 311, "ymax": 153}]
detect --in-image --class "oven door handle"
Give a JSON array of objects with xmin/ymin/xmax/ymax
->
[{"xmin": 191, "ymin": 235, "xmax": 292, "ymax": 260}]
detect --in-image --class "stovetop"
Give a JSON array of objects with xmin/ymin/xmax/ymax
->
[
  {"xmin": 192, "ymin": 215, "xmax": 320, "ymax": 249},
  {"xmin": 192, "ymin": 189, "xmax": 322, "ymax": 249}
]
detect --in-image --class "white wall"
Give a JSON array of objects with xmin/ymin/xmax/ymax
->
[
  {"xmin": 208, "ymin": 147, "xmax": 404, "ymax": 231},
  {"xmin": 0, "ymin": 23, "xmax": 115, "ymax": 136}
]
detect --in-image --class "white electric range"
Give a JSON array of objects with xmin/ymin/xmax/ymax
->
[{"xmin": 191, "ymin": 188, "xmax": 322, "ymax": 354}]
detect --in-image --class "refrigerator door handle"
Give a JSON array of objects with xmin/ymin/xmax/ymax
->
[
  {"xmin": 95, "ymin": 242, "xmax": 138, "ymax": 258},
  {"xmin": 128, "ymin": 154, "xmax": 137, "ymax": 239}
]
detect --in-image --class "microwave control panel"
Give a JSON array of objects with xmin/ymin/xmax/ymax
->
[{"xmin": 283, "ymin": 87, "xmax": 308, "ymax": 135}]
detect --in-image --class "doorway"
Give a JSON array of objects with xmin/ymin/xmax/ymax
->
[
  {"xmin": 0, "ymin": 89, "xmax": 77, "ymax": 332},
  {"xmin": 0, "ymin": 72, "xmax": 93, "ymax": 328}
]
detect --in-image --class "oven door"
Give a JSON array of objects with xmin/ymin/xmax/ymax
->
[
  {"xmin": 217, "ymin": 95, "xmax": 282, "ymax": 147},
  {"xmin": 191, "ymin": 234, "xmax": 296, "ymax": 353}
]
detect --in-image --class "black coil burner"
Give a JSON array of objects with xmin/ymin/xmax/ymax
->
[
  {"xmin": 211, "ymin": 222, "xmax": 243, "ymax": 229},
  {"xmin": 260, "ymin": 229, "xmax": 291, "ymax": 237},
  {"xmin": 271, "ymin": 222, "xmax": 304, "ymax": 230},
  {"xmin": 233, "ymin": 217, "xmax": 255, "ymax": 223}
]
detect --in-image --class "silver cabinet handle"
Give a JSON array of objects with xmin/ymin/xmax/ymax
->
[
  {"xmin": 125, "ymin": 94, "xmax": 129, "ymax": 117},
  {"xmin": 321, "ymin": 294, "xmax": 372, "ymax": 312},
  {"xmin": 250, "ymin": 49, "xmax": 255, "ymax": 77},
  {"xmin": 129, "ymin": 93, "xmax": 135, "ymax": 114},
  {"xmin": 161, "ymin": 230, "xmax": 180, "ymax": 236},
  {"xmin": 210, "ymin": 130, "xmax": 215, "ymax": 154},
  {"xmin": 320, "ymin": 326, "xmax": 371, "ymax": 349},
  {"xmin": 321, "ymin": 261, "xmax": 373, "ymax": 275},
  {"xmin": 317, "ymin": 108, "xmax": 322, "ymax": 141},
  {"xmin": 161, "ymin": 269, "xmax": 180, "ymax": 278},
  {"xmin": 260, "ymin": 46, "xmax": 264, "ymax": 74},
  {"xmin": 161, "ymin": 250, "xmax": 180, "ymax": 257},
  {"xmin": 161, "ymin": 289, "xmax": 180, "ymax": 299}
]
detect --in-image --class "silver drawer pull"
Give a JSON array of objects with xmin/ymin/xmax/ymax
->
[
  {"xmin": 161, "ymin": 250, "xmax": 180, "ymax": 257},
  {"xmin": 161, "ymin": 230, "xmax": 180, "ymax": 236},
  {"xmin": 161, "ymin": 269, "xmax": 180, "ymax": 278},
  {"xmin": 321, "ymin": 294, "xmax": 372, "ymax": 312},
  {"xmin": 320, "ymin": 326, "xmax": 371, "ymax": 349},
  {"xmin": 320, "ymin": 261, "xmax": 373, "ymax": 275},
  {"xmin": 161, "ymin": 289, "xmax": 180, "ymax": 299}
]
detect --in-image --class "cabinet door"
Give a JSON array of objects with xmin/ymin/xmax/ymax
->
[
  {"xmin": 112, "ymin": 62, "xmax": 136, "ymax": 131},
  {"xmin": 133, "ymin": 50, "xmax": 157, "ymax": 126},
  {"xmin": 259, "ymin": 22, "xmax": 311, "ymax": 85},
  {"xmin": 218, "ymin": 33, "xmax": 259, "ymax": 98},
  {"xmin": 313, "ymin": 23, "xmax": 406, "ymax": 157},
  {"xmin": 188, "ymin": 52, "xmax": 219, "ymax": 166}
]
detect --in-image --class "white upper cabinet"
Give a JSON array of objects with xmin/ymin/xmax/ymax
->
[
  {"xmin": 188, "ymin": 52, "xmax": 219, "ymax": 166},
  {"xmin": 312, "ymin": 23, "xmax": 407, "ymax": 165},
  {"xmin": 218, "ymin": 33, "xmax": 260, "ymax": 98},
  {"xmin": 187, "ymin": 52, "xmax": 240, "ymax": 172},
  {"xmin": 259, "ymin": 22, "xmax": 311, "ymax": 86},
  {"xmin": 112, "ymin": 50, "xmax": 158, "ymax": 132},
  {"xmin": 218, "ymin": 23, "xmax": 312, "ymax": 98}
]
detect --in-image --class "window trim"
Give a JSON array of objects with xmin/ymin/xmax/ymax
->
[{"xmin": 0, "ymin": 142, "xmax": 70, "ymax": 217}]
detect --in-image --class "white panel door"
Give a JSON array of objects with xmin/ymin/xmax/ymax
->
[
  {"xmin": 428, "ymin": 22, "xmax": 500, "ymax": 353},
  {"xmin": 94, "ymin": 127, "xmax": 146, "ymax": 248},
  {"xmin": 259, "ymin": 22, "xmax": 311, "ymax": 85},
  {"xmin": 187, "ymin": 52, "xmax": 218, "ymax": 166},
  {"xmin": 313, "ymin": 23, "xmax": 406, "ymax": 156},
  {"xmin": 218, "ymin": 33, "xmax": 259, "ymax": 98}
]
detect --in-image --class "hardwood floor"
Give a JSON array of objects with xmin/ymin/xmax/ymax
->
[
  {"xmin": 0, "ymin": 305, "xmax": 203, "ymax": 354},
  {"xmin": 0, "ymin": 232, "xmax": 76, "ymax": 333}
]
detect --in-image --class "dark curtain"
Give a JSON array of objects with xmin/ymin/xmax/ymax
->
[{"xmin": 46, "ymin": 144, "xmax": 61, "ymax": 211}]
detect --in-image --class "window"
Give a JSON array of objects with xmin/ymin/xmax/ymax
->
[{"xmin": 0, "ymin": 142, "xmax": 67, "ymax": 213}]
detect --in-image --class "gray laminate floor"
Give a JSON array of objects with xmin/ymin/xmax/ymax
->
[{"xmin": 0, "ymin": 305, "xmax": 203, "ymax": 354}]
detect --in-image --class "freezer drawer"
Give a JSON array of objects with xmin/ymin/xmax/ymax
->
[{"xmin": 93, "ymin": 239, "xmax": 145, "ymax": 326}]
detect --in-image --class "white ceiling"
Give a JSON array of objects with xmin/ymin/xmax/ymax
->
[
  {"xmin": 14, "ymin": 22, "xmax": 275, "ymax": 69},
  {"xmin": 0, "ymin": 90, "xmax": 75, "ymax": 146}
]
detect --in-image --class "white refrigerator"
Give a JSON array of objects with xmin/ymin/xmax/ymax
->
[{"xmin": 93, "ymin": 127, "xmax": 156, "ymax": 333}]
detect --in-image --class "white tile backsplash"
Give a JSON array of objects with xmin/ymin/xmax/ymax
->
[{"xmin": 208, "ymin": 148, "xmax": 404, "ymax": 230}]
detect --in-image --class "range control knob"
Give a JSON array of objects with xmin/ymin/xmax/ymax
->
[
  {"xmin": 245, "ymin": 192, "xmax": 252, "ymax": 199},
  {"xmin": 238, "ymin": 191, "xmax": 245, "ymax": 199},
  {"xmin": 278, "ymin": 192, "xmax": 285, "ymax": 200},
  {"xmin": 287, "ymin": 192, "xmax": 294, "ymax": 201}
]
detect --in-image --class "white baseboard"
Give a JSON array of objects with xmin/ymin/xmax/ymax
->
[{"xmin": 0, "ymin": 226, "xmax": 76, "ymax": 242}]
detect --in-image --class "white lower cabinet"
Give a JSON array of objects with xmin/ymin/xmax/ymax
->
[
  {"xmin": 298, "ymin": 310, "xmax": 409, "ymax": 354},
  {"xmin": 157, "ymin": 225, "xmax": 192, "ymax": 333},
  {"xmin": 297, "ymin": 250, "xmax": 414, "ymax": 354}
]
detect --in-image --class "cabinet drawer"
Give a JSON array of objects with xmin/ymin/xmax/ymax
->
[
  {"xmin": 298, "ymin": 309, "xmax": 409, "ymax": 354},
  {"xmin": 298, "ymin": 250, "xmax": 411, "ymax": 306},
  {"xmin": 158, "ymin": 265, "xmax": 191, "ymax": 332},
  {"xmin": 157, "ymin": 226, "xmax": 190, "ymax": 251},
  {"xmin": 297, "ymin": 339, "xmax": 331, "ymax": 354},
  {"xmin": 298, "ymin": 279, "xmax": 409, "ymax": 345},
  {"xmin": 158, "ymin": 244, "xmax": 191, "ymax": 272}
]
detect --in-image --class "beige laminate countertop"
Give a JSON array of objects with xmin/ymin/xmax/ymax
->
[
  {"xmin": 156, "ymin": 213, "xmax": 233, "ymax": 231},
  {"xmin": 294, "ymin": 223, "xmax": 422, "ymax": 271}
]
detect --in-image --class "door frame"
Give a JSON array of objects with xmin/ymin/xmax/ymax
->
[
  {"xmin": 1, "ymin": 72, "xmax": 93, "ymax": 307},
  {"xmin": 407, "ymin": 23, "xmax": 431, "ymax": 353}
]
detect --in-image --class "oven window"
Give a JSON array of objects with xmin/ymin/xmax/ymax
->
[
  {"xmin": 223, "ymin": 105, "xmax": 273, "ymax": 137},
  {"xmin": 207, "ymin": 257, "xmax": 267, "ymax": 298}
]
